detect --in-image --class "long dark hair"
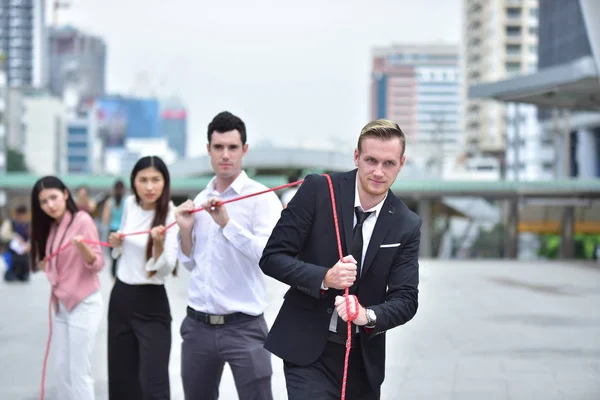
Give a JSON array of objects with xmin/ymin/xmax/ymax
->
[
  {"xmin": 30, "ymin": 176, "xmax": 79, "ymax": 271},
  {"xmin": 130, "ymin": 156, "xmax": 172, "ymax": 274}
]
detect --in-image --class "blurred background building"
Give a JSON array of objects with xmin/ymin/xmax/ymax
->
[
  {"xmin": 0, "ymin": 0, "xmax": 598, "ymax": 261},
  {"xmin": 371, "ymin": 44, "xmax": 461, "ymax": 178},
  {"xmin": 462, "ymin": 0, "xmax": 540, "ymax": 180}
]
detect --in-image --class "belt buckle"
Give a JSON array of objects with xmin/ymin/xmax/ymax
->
[{"xmin": 209, "ymin": 315, "xmax": 225, "ymax": 325}]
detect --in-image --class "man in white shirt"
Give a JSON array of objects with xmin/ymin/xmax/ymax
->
[{"xmin": 175, "ymin": 111, "xmax": 282, "ymax": 400}]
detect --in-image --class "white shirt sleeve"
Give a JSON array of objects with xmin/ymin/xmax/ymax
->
[
  {"xmin": 144, "ymin": 207, "xmax": 179, "ymax": 278},
  {"xmin": 221, "ymin": 191, "xmax": 283, "ymax": 265},
  {"xmin": 177, "ymin": 230, "xmax": 197, "ymax": 272}
]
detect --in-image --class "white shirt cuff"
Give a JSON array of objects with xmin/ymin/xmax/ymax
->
[
  {"xmin": 111, "ymin": 247, "xmax": 122, "ymax": 259},
  {"xmin": 176, "ymin": 232, "xmax": 195, "ymax": 263}
]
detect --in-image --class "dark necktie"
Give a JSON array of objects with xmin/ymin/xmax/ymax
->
[
  {"xmin": 338, "ymin": 207, "xmax": 373, "ymax": 338},
  {"xmin": 351, "ymin": 207, "xmax": 373, "ymax": 289}
]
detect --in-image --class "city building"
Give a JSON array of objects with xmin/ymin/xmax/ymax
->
[
  {"xmin": 48, "ymin": 25, "xmax": 107, "ymax": 101},
  {"xmin": 95, "ymin": 95, "xmax": 160, "ymax": 149},
  {"xmin": 4, "ymin": 88, "xmax": 25, "ymax": 151},
  {"xmin": 93, "ymin": 95, "xmax": 180, "ymax": 173},
  {"xmin": 462, "ymin": 0, "xmax": 540, "ymax": 178},
  {"xmin": 21, "ymin": 90, "xmax": 66, "ymax": 175},
  {"xmin": 371, "ymin": 44, "xmax": 461, "ymax": 176},
  {"xmin": 0, "ymin": 0, "xmax": 48, "ymax": 88},
  {"xmin": 65, "ymin": 105, "xmax": 103, "ymax": 174},
  {"xmin": 103, "ymin": 138, "xmax": 178, "ymax": 176},
  {"xmin": 160, "ymin": 98, "xmax": 187, "ymax": 158},
  {"xmin": 469, "ymin": 0, "xmax": 600, "ymax": 179}
]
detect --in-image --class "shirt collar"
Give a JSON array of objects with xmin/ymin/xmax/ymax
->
[
  {"xmin": 354, "ymin": 175, "xmax": 387, "ymax": 216},
  {"xmin": 207, "ymin": 170, "xmax": 249, "ymax": 195}
]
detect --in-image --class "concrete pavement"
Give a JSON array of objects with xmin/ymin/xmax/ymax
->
[{"xmin": 1, "ymin": 259, "xmax": 599, "ymax": 399}]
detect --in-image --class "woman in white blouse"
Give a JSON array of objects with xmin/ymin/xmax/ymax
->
[{"xmin": 107, "ymin": 155, "xmax": 178, "ymax": 400}]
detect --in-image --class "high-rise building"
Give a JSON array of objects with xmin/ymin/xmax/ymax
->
[
  {"xmin": 65, "ymin": 104, "xmax": 102, "ymax": 174},
  {"xmin": 160, "ymin": 99, "xmax": 187, "ymax": 159},
  {"xmin": 536, "ymin": 0, "xmax": 600, "ymax": 177},
  {"xmin": 92, "ymin": 95, "xmax": 180, "ymax": 173},
  {"xmin": 0, "ymin": 0, "xmax": 47, "ymax": 88},
  {"xmin": 21, "ymin": 90, "xmax": 67, "ymax": 175},
  {"xmin": 49, "ymin": 26, "xmax": 107, "ymax": 101},
  {"xmin": 4, "ymin": 88, "xmax": 25, "ymax": 151},
  {"xmin": 462, "ymin": 0, "xmax": 539, "ymax": 160},
  {"xmin": 94, "ymin": 95, "xmax": 161, "ymax": 149},
  {"xmin": 371, "ymin": 44, "xmax": 461, "ymax": 175},
  {"xmin": 469, "ymin": 0, "xmax": 600, "ymax": 179}
]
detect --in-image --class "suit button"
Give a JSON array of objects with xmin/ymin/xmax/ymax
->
[{"xmin": 327, "ymin": 308, "xmax": 333, "ymax": 314}]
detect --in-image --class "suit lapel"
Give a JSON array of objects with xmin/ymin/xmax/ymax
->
[
  {"xmin": 338, "ymin": 171, "xmax": 356, "ymax": 257},
  {"xmin": 361, "ymin": 192, "xmax": 396, "ymax": 277}
]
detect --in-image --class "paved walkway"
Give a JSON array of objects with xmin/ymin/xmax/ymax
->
[{"xmin": 1, "ymin": 259, "xmax": 599, "ymax": 399}]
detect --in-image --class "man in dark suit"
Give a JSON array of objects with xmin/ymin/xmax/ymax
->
[{"xmin": 259, "ymin": 119, "xmax": 421, "ymax": 399}]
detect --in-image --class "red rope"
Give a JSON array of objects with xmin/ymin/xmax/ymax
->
[
  {"xmin": 323, "ymin": 174, "xmax": 358, "ymax": 400},
  {"xmin": 40, "ymin": 295, "xmax": 53, "ymax": 400},
  {"xmin": 39, "ymin": 176, "xmax": 358, "ymax": 399}
]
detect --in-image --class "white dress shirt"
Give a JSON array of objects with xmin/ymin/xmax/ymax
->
[
  {"xmin": 112, "ymin": 195, "xmax": 178, "ymax": 285},
  {"xmin": 329, "ymin": 176, "xmax": 388, "ymax": 332},
  {"xmin": 177, "ymin": 171, "xmax": 283, "ymax": 316}
]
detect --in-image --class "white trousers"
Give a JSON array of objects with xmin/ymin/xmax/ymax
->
[{"xmin": 54, "ymin": 291, "xmax": 103, "ymax": 400}]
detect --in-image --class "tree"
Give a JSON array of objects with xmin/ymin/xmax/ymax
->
[{"xmin": 6, "ymin": 148, "xmax": 28, "ymax": 172}]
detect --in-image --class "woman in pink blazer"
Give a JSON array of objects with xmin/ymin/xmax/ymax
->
[{"xmin": 30, "ymin": 176, "xmax": 105, "ymax": 400}]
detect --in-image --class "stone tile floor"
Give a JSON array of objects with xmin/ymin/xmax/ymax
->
[{"xmin": 2, "ymin": 258, "xmax": 599, "ymax": 399}]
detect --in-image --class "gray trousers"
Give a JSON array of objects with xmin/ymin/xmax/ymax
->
[{"xmin": 180, "ymin": 313, "xmax": 273, "ymax": 400}]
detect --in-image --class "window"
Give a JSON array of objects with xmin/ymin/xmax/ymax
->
[
  {"xmin": 506, "ymin": 44, "xmax": 521, "ymax": 55},
  {"xmin": 505, "ymin": 62, "xmax": 521, "ymax": 72},
  {"xmin": 542, "ymin": 162, "xmax": 553, "ymax": 171},
  {"xmin": 506, "ymin": 26, "xmax": 521, "ymax": 37},
  {"xmin": 506, "ymin": 8, "xmax": 521, "ymax": 18}
]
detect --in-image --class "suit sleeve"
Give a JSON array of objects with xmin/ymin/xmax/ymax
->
[
  {"xmin": 368, "ymin": 218, "xmax": 421, "ymax": 336},
  {"xmin": 259, "ymin": 174, "xmax": 329, "ymax": 299}
]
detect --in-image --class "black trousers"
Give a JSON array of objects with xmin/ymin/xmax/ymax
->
[
  {"xmin": 108, "ymin": 230, "xmax": 118, "ymax": 277},
  {"xmin": 108, "ymin": 278, "xmax": 172, "ymax": 400},
  {"xmin": 284, "ymin": 337, "xmax": 380, "ymax": 400},
  {"xmin": 4, "ymin": 250, "xmax": 29, "ymax": 282}
]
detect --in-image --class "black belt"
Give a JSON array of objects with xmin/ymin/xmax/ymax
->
[
  {"xmin": 327, "ymin": 332, "xmax": 360, "ymax": 348},
  {"xmin": 186, "ymin": 306, "xmax": 257, "ymax": 325}
]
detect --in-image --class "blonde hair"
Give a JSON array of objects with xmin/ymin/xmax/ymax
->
[{"xmin": 357, "ymin": 119, "xmax": 406, "ymax": 156}]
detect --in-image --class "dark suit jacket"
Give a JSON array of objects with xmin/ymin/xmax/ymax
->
[{"xmin": 259, "ymin": 169, "xmax": 421, "ymax": 389}]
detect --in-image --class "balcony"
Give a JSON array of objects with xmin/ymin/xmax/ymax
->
[
  {"xmin": 505, "ymin": 34, "xmax": 522, "ymax": 44},
  {"xmin": 505, "ymin": 52, "xmax": 522, "ymax": 63},
  {"xmin": 505, "ymin": 14, "xmax": 522, "ymax": 26}
]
